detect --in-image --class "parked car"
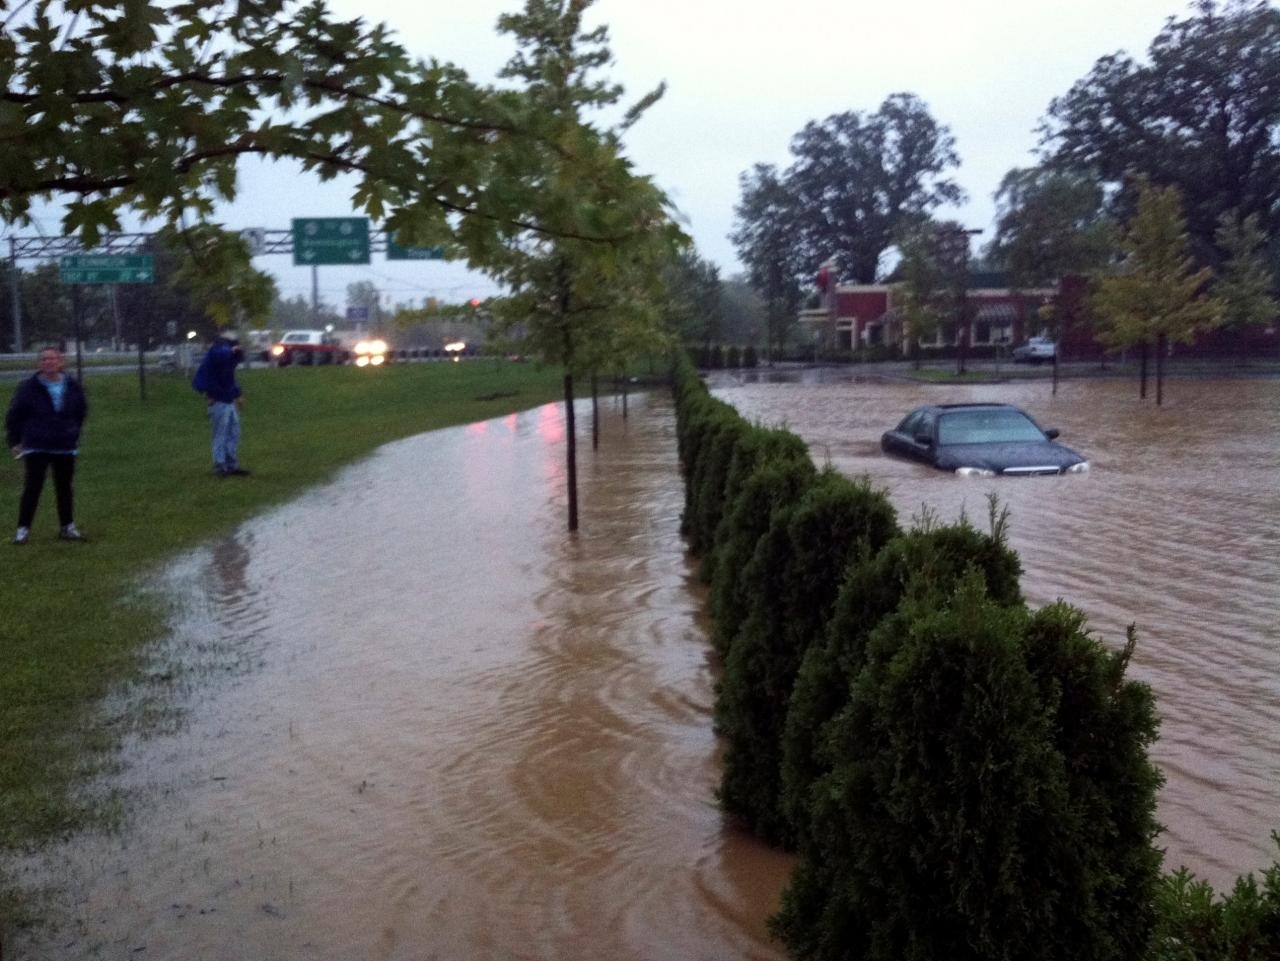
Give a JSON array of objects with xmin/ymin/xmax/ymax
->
[
  {"xmin": 1012, "ymin": 336, "xmax": 1057, "ymax": 364},
  {"xmin": 881, "ymin": 403, "xmax": 1089, "ymax": 477}
]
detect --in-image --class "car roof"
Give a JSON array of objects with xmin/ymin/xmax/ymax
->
[{"xmin": 914, "ymin": 403, "xmax": 1023, "ymax": 413}]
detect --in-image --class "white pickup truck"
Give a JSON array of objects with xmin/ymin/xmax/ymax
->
[
  {"xmin": 266, "ymin": 330, "xmax": 389, "ymax": 367},
  {"xmin": 1012, "ymin": 336, "xmax": 1057, "ymax": 364}
]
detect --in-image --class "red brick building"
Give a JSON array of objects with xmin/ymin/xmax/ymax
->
[
  {"xmin": 799, "ymin": 272, "xmax": 1279, "ymax": 359},
  {"xmin": 799, "ymin": 273, "xmax": 1056, "ymax": 353}
]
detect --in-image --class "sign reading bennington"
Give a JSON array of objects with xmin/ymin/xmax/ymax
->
[{"xmin": 59, "ymin": 254, "xmax": 155, "ymax": 284}]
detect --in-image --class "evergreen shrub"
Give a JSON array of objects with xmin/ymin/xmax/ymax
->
[
  {"xmin": 708, "ymin": 454, "xmax": 817, "ymax": 657},
  {"xmin": 780, "ymin": 515, "xmax": 1023, "ymax": 841},
  {"xmin": 686, "ymin": 413, "xmax": 752, "ymax": 556},
  {"xmin": 1147, "ymin": 849, "xmax": 1280, "ymax": 960},
  {"xmin": 716, "ymin": 471, "xmax": 899, "ymax": 846},
  {"xmin": 774, "ymin": 577, "xmax": 1166, "ymax": 961}
]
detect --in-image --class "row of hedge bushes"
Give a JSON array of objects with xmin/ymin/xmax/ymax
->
[{"xmin": 671, "ymin": 352, "xmax": 1279, "ymax": 961}]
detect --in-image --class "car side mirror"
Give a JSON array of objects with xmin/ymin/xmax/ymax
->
[
  {"xmin": 914, "ymin": 432, "xmax": 932, "ymax": 446},
  {"xmin": 1045, "ymin": 428, "xmax": 1060, "ymax": 440}
]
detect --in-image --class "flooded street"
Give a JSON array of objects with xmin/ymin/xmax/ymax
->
[
  {"xmin": 9, "ymin": 372, "xmax": 1277, "ymax": 958},
  {"xmin": 712, "ymin": 369, "xmax": 1280, "ymax": 891},
  {"xmin": 11, "ymin": 394, "xmax": 791, "ymax": 960}
]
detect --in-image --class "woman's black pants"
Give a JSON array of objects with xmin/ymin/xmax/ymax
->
[{"xmin": 18, "ymin": 452, "xmax": 75, "ymax": 528}]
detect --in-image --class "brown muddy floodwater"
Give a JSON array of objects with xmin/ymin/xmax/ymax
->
[
  {"xmin": 11, "ymin": 393, "xmax": 792, "ymax": 960},
  {"xmin": 712, "ymin": 369, "xmax": 1280, "ymax": 892},
  {"xmin": 9, "ymin": 374, "xmax": 1278, "ymax": 960}
]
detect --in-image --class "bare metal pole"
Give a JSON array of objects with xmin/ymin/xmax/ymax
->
[
  {"xmin": 9, "ymin": 237, "xmax": 21, "ymax": 352},
  {"xmin": 311, "ymin": 265, "xmax": 319, "ymax": 325}
]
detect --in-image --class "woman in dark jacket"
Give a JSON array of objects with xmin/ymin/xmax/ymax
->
[{"xmin": 5, "ymin": 346, "xmax": 89, "ymax": 544}]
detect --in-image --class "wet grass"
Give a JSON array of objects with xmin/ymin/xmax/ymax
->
[{"xmin": 0, "ymin": 359, "xmax": 564, "ymax": 925}]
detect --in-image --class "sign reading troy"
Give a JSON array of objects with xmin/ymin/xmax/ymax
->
[
  {"xmin": 292, "ymin": 217, "xmax": 371, "ymax": 266},
  {"xmin": 386, "ymin": 235, "xmax": 446, "ymax": 261},
  {"xmin": 59, "ymin": 254, "xmax": 154, "ymax": 284}
]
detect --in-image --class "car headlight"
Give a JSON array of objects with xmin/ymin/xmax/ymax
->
[
  {"xmin": 1066, "ymin": 461, "xmax": 1091, "ymax": 474},
  {"xmin": 955, "ymin": 466, "xmax": 997, "ymax": 477}
]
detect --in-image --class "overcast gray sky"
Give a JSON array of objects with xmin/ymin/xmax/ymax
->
[{"xmin": 20, "ymin": 0, "xmax": 1210, "ymax": 309}]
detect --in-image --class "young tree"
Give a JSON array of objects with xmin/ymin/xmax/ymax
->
[
  {"xmin": 891, "ymin": 219, "xmax": 970, "ymax": 369},
  {"xmin": 893, "ymin": 222, "xmax": 947, "ymax": 368},
  {"xmin": 1091, "ymin": 182, "xmax": 1221, "ymax": 403},
  {"xmin": 1214, "ymin": 212, "xmax": 1279, "ymax": 363},
  {"xmin": 482, "ymin": 0, "xmax": 681, "ymax": 532}
]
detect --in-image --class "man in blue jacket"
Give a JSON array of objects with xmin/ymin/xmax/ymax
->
[
  {"xmin": 192, "ymin": 331, "xmax": 250, "ymax": 477},
  {"xmin": 6, "ymin": 345, "xmax": 89, "ymax": 544}
]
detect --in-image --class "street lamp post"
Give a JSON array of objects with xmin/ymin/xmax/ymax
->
[{"xmin": 953, "ymin": 227, "xmax": 983, "ymax": 375}]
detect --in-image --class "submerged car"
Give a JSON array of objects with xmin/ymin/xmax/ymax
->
[{"xmin": 881, "ymin": 403, "xmax": 1090, "ymax": 477}]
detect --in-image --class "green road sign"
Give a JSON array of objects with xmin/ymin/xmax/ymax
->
[
  {"xmin": 59, "ymin": 254, "xmax": 154, "ymax": 284},
  {"xmin": 386, "ymin": 235, "xmax": 446, "ymax": 261},
  {"xmin": 292, "ymin": 217, "xmax": 370, "ymax": 265}
]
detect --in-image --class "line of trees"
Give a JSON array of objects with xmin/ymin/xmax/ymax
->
[
  {"xmin": 3, "ymin": 0, "xmax": 714, "ymax": 531},
  {"xmin": 730, "ymin": 1, "xmax": 1280, "ymax": 384}
]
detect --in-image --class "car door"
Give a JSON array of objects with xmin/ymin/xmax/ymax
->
[
  {"xmin": 904, "ymin": 410, "xmax": 937, "ymax": 463},
  {"xmin": 884, "ymin": 410, "xmax": 922, "ymax": 457}
]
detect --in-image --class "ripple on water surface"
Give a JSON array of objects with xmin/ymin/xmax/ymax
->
[{"xmin": 10, "ymin": 395, "xmax": 790, "ymax": 961}]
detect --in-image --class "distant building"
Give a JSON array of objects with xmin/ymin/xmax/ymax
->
[
  {"xmin": 799, "ymin": 271, "xmax": 1279, "ymax": 359},
  {"xmin": 799, "ymin": 272, "xmax": 1055, "ymax": 354}
]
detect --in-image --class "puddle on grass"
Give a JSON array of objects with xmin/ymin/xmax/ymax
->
[{"xmin": 8, "ymin": 393, "xmax": 791, "ymax": 961}]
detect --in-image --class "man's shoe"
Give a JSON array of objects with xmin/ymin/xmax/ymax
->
[
  {"xmin": 59, "ymin": 523, "xmax": 87, "ymax": 542},
  {"xmin": 13, "ymin": 526, "xmax": 29, "ymax": 545},
  {"xmin": 226, "ymin": 467, "xmax": 251, "ymax": 476}
]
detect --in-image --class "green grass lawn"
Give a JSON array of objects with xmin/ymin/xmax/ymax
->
[{"xmin": 0, "ymin": 360, "xmax": 565, "ymax": 861}]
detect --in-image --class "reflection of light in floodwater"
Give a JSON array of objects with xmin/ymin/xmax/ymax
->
[{"xmin": 538, "ymin": 401, "xmax": 565, "ymax": 444}]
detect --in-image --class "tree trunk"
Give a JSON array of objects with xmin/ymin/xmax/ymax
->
[
  {"xmin": 564, "ymin": 371, "xmax": 578, "ymax": 532},
  {"xmin": 591, "ymin": 372, "xmax": 599, "ymax": 451},
  {"xmin": 1139, "ymin": 341, "xmax": 1149, "ymax": 399},
  {"xmin": 1156, "ymin": 333, "xmax": 1166, "ymax": 406}
]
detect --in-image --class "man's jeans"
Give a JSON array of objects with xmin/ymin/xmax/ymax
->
[{"xmin": 209, "ymin": 401, "xmax": 241, "ymax": 474}]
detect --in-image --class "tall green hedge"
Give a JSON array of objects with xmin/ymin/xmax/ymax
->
[
  {"xmin": 716, "ymin": 471, "xmax": 899, "ymax": 846},
  {"xmin": 780, "ymin": 518, "xmax": 1024, "ymax": 847},
  {"xmin": 669, "ymin": 352, "xmax": 1276, "ymax": 961}
]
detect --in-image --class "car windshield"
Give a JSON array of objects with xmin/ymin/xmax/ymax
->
[{"xmin": 938, "ymin": 409, "xmax": 1045, "ymax": 445}]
